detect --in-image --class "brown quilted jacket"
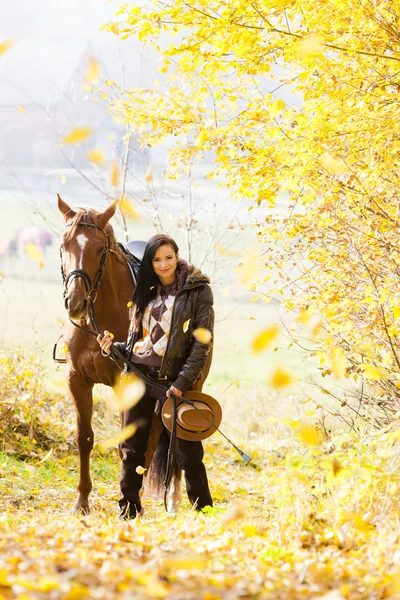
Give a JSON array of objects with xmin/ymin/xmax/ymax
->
[{"xmin": 113, "ymin": 264, "xmax": 214, "ymax": 392}]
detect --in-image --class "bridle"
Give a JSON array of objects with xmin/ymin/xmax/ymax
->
[{"xmin": 60, "ymin": 221, "xmax": 109, "ymax": 337}]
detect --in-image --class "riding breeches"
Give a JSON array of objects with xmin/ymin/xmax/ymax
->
[{"xmin": 118, "ymin": 365, "xmax": 213, "ymax": 516}]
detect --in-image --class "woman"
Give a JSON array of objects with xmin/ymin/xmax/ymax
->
[{"xmin": 97, "ymin": 233, "xmax": 214, "ymax": 518}]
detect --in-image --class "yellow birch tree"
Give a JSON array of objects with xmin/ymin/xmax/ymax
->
[{"xmin": 105, "ymin": 0, "xmax": 400, "ymax": 417}]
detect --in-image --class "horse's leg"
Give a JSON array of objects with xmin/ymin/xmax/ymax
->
[{"xmin": 68, "ymin": 371, "xmax": 94, "ymax": 514}]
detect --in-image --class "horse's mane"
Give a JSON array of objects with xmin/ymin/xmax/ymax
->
[{"xmin": 64, "ymin": 208, "xmax": 127, "ymax": 264}]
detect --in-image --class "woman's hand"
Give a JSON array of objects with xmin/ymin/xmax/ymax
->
[
  {"xmin": 97, "ymin": 330, "xmax": 114, "ymax": 355},
  {"xmin": 168, "ymin": 385, "xmax": 183, "ymax": 398}
]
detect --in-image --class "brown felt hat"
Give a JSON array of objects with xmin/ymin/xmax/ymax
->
[{"xmin": 161, "ymin": 391, "xmax": 222, "ymax": 441}]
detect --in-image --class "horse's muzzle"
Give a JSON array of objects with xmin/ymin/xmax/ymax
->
[{"xmin": 65, "ymin": 296, "xmax": 88, "ymax": 320}]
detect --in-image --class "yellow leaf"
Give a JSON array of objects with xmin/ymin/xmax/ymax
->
[
  {"xmin": 25, "ymin": 243, "xmax": 44, "ymax": 269},
  {"xmin": 0, "ymin": 568, "xmax": 11, "ymax": 587},
  {"xmin": 17, "ymin": 105, "xmax": 26, "ymax": 113},
  {"xmin": 127, "ymin": 301, "xmax": 133, "ymax": 308},
  {"xmin": 118, "ymin": 197, "xmax": 141, "ymax": 220},
  {"xmin": 330, "ymin": 347, "xmax": 346, "ymax": 380},
  {"xmin": 386, "ymin": 572, "xmax": 400, "ymax": 597},
  {"xmin": 146, "ymin": 579, "xmax": 169, "ymax": 598},
  {"xmin": 162, "ymin": 554, "xmax": 207, "ymax": 571},
  {"xmin": 394, "ymin": 306, "xmax": 400, "ymax": 319},
  {"xmin": 62, "ymin": 127, "xmax": 93, "ymax": 145},
  {"xmin": 332, "ymin": 458, "xmax": 343, "ymax": 476},
  {"xmin": 36, "ymin": 448, "xmax": 53, "ymax": 465},
  {"xmin": 0, "ymin": 39, "xmax": 14, "ymax": 56},
  {"xmin": 87, "ymin": 148, "xmax": 105, "ymax": 165},
  {"xmin": 98, "ymin": 423, "xmax": 137, "ymax": 453},
  {"xmin": 320, "ymin": 153, "xmax": 348, "ymax": 175},
  {"xmin": 215, "ymin": 242, "xmax": 241, "ymax": 257},
  {"xmin": 269, "ymin": 366, "xmax": 294, "ymax": 389},
  {"xmin": 252, "ymin": 325, "xmax": 279, "ymax": 353},
  {"xmin": 351, "ymin": 512, "xmax": 371, "ymax": 534},
  {"xmin": 61, "ymin": 174, "xmax": 66, "ymax": 185},
  {"xmin": 109, "ymin": 374, "xmax": 145, "ymax": 413},
  {"xmin": 297, "ymin": 34, "xmax": 324, "ymax": 57},
  {"xmin": 361, "ymin": 364, "xmax": 388, "ymax": 381},
  {"xmin": 298, "ymin": 424, "xmax": 322, "ymax": 446},
  {"xmin": 220, "ymin": 504, "xmax": 245, "ymax": 526},
  {"xmin": 111, "ymin": 160, "xmax": 119, "ymax": 187},
  {"xmin": 193, "ymin": 328, "xmax": 212, "ymax": 344},
  {"xmin": 136, "ymin": 465, "xmax": 147, "ymax": 475},
  {"xmin": 145, "ymin": 167, "xmax": 153, "ymax": 183},
  {"xmin": 85, "ymin": 57, "xmax": 101, "ymax": 85},
  {"xmin": 183, "ymin": 319, "xmax": 191, "ymax": 333}
]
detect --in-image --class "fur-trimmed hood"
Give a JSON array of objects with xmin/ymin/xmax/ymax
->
[{"xmin": 185, "ymin": 262, "xmax": 211, "ymax": 286}]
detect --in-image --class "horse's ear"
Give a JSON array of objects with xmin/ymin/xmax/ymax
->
[
  {"xmin": 97, "ymin": 201, "xmax": 117, "ymax": 228},
  {"xmin": 57, "ymin": 194, "xmax": 76, "ymax": 221}
]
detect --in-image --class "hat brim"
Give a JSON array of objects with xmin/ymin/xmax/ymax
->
[{"xmin": 162, "ymin": 390, "xmax": 222, "ymax": 441}]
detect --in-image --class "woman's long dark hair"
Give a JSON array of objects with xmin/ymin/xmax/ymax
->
[{"xmin": 131, "ymin": 233, "xmax": 179, "ymax": 333}]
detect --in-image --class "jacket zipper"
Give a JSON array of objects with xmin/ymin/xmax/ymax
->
[{"xmin": 158, "ymin": 282, "xmax": 204, "ymax": 378}]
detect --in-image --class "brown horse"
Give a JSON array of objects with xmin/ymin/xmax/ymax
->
[{"xmin": 57, "ymin": 195, "xmax": 209, "ymax": 514}]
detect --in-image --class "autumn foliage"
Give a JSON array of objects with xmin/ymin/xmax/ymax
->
[{"xmin": 102, "ymin": 0, "xmax": 400, "ymax": 418}]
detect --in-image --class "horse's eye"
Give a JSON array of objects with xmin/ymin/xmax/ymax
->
[{"xmin": 97, "ymin": 247, "xmax": 104, "ymax": 254}]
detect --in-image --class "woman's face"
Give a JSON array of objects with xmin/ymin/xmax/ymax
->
[{"xmin": 152, "ymin": 243, "xmax": 178, "ymax": 283}]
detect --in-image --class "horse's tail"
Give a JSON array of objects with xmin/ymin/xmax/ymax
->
[{"xmin": 144, "ymin": 419, "xmax": 182, "ymax": 512}]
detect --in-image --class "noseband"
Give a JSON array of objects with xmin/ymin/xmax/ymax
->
[{"xmin": 60, "ymin": 222, "xmax": 109, "ymax": 335}]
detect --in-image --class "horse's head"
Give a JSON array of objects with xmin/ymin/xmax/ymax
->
[{"xmin": 58, "ymin": 194, "xmax": 117, "ymax": 320}]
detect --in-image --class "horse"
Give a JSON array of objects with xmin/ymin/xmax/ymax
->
[{"xmin": 57, "ymin": 194, "xmax": 210, "ymax": 514}]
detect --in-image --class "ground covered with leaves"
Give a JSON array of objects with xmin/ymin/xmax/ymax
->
[{"xmin": 2, "ymin": 421, "xmax": 400, "ymax": 600}]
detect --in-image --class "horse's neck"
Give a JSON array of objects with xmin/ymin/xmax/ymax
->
[{"xmin": 93, "ymin": 253, "xmax": 133, "ymax": 330}]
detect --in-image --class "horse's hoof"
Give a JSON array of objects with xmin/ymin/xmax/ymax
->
[{"xmin": 73, "ymin": 500, "xmax": 90, "ymax": 515}]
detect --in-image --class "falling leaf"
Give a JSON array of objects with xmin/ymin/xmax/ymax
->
[
  {"xmin": 118, "ymin": 197, "xmax": 141, "ymax": 220},
  {"xmin": 223, "ymin": 287, "xmax": 230, "ymax": 297},
  {"xmin": 0, "ymin": 39, "xmax": 14, "ymax": 56},
  {"xmin": 37, "ymin": 448, "xmax": 53, "ymax": 465},
  {"xmin": 85, "ymin": 57, "xmax": 101, "ymax": 85},
  {"xmin": 161, "ymin": 553, "xmax": 207, "ymax": 571},
  {"xmin": 298, "ymin": 424, "xmax": 323, "ymax": 446},
  {"xmin": 361, "ymin": 364, "xmax": 388, "ymax": 381},
  {"xmin": 17, "ymin": 105, "xmax": 26, "ymax": 113},
  {"xmin": 87, "ymin": 148, "xmax": 105, "ymax": 165},
  {"xmin": 269, "ymin": 366, "xmax": 294, "ymax": 389},
  {"xmin": 25, "ymin": 243, "xmax": 44, "ymax": 269},
  {"xmin": 252, "ymin": 325, "xmax": 279, "ymax": 353},
  {"xmin": 330, "ymin": 347, "xmax": 347, "ymax": 380},
  {"xmin": 221, "ymin": 504, "xmax": 245, "ymax": 526},
  {"xmin": 61, "ymin": 174, "xmax": 66, "ymax": 185},
  {"xmin": 183, "ymin": 319, "xmax": 191, "ymax": 333},
  {"xmin": 215, "ymin": 242, "xmax": 241, "ymax": 257},
  {"xmin": 320, "ymin": 153, "xmax": 348, "ymax": 175},
  {"xmin": 136, "ymin": 465, "xmax": 147, "ymax": 475},
  {"xmin": 297, "ymin": 34, "xmax": 324, "ymax": 57},
  {"xmin": 111, "ymin": 160, "xmax": 119, "ymax": 187},
  {"xmin": 62, "ymin": 127, "xmax": 93, "ymax": 145},
  {"xmin": 98, "ymin": 423, "xmax": 137, "ymax": 453},
  {"xmin": 145, "ymin": 167, "xmax": 153, "ymax": 183},
  {"xmin": 109, "ymin": 373, "xmax": 145, "ymax": 412},
  {"xmin": 193, "ymin": 328, "xmax": 212, "ymax": 344},
  {"xmin": 127, "ymin": 301, "xmax": 133, "ymax": 308}
]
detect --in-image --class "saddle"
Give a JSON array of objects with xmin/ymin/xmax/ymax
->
[{"xmin": 118, "ymin": 240, "xmax": 146, "ymax": 286}]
